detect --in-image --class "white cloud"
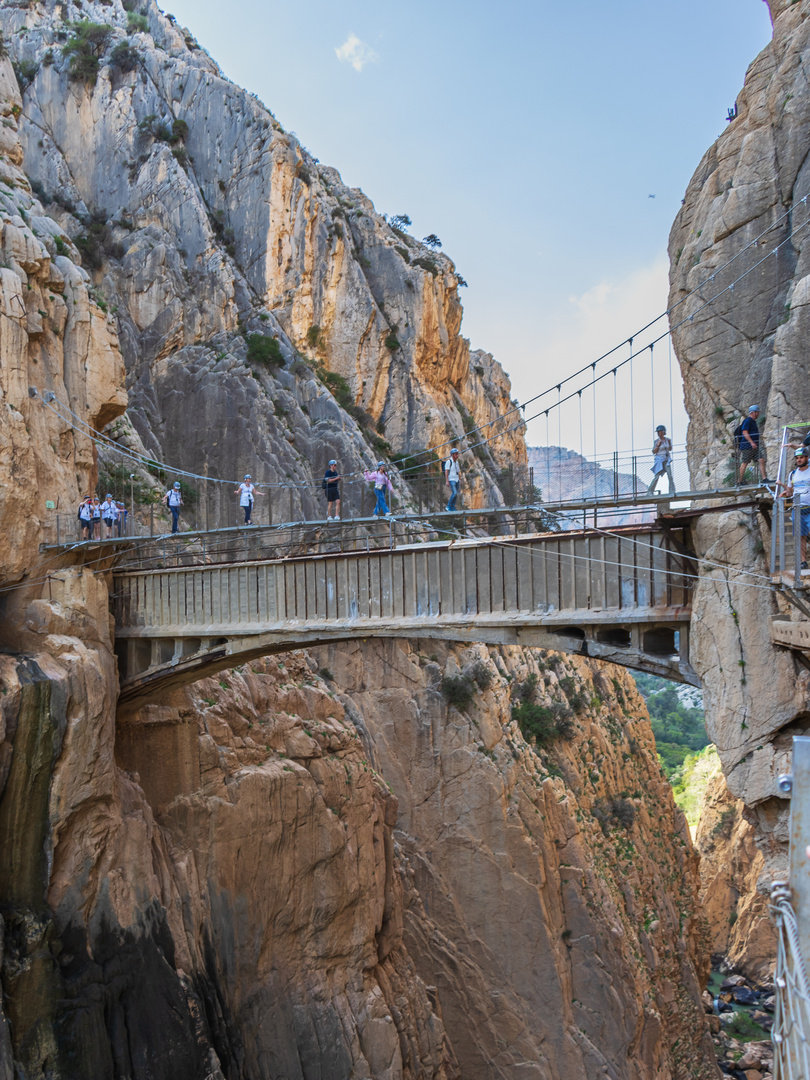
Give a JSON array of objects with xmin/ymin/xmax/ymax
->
[{"xmin": 335, "ymin": 32, "xmax": 379, "ymax": 73}]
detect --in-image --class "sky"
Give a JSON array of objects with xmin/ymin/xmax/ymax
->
[{"xmin": 163, "ymin": 0, "xmax": 773, "ymax": 454}]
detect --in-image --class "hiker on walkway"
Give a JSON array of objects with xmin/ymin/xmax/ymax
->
[
  {"xmin": 363, "ymin": 461, "xmax": 393, "ymax": 517},
  {"xmin": 100, "ymin": 493, "xmax": 119, "ymax": 539},
  {"xmin": 116, "ymin": 501, "xmax": 127, "ymax": 537},
  {"xmin": 737, "ymin": 405, "xmax": 769, "ymax": 484},
  {"xmin": 235, "ymin": 474, "xmax": 261, "ymax": 525},
  {"xmin": 444, "ymin": 447, "xmax": 462, "ymax": 511},
  {"xmin": 78, "ymin": 496, "xmax": 93, "ymax": 540},
  {"xmin": 781, "ymin": 446, "xmax": 810, "ymax": 568},
  {"xmin": 322, "ymin": 459, "xmax": 341, "ymax": 520},
  {"xmin": 647, "ymin": 426, "xmax": 675, "ymax": 495},
  {"xmin": 163, "ymin": 481, "xmax": 183, "ymax": 534},
  {"xmin": 91, "ymin": 497, "xmax": 102, "ymax": 537}
]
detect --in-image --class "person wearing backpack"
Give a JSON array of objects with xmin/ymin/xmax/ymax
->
[
  {"xmin": 163, "ymin": 481, "xmax": 183, "ymax": 533},
  {"xmin": 647, "ymin": 426, "xmax": 675, "ymax": 495},
  {"xmin": 322, "ymin": 460, "xmax": 341, "ymax": 521},
  {"xmin": 444, "ymin": 448, "xmax": 462, "ymax": 511},
  {"xmin": 735, "ymin": 405, "xmax": 769, "ymax": 485},
  {"xmin": 78, "ymin": 496, "xmax": 93, "ymax": 540},
  {"xmin": 100, "ymin": 493, "xmax": 118, "ymax": 539},
  {"xmin": 781, "ymin": 446, "xmax": 810, "ymax": 568}
]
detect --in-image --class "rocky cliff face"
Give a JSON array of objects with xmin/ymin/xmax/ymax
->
[
  {"xmin": 0, "ymin": 0, "xmax": 525, "ymax": 521},
  {"xmin": 668, "ymin": 0, "xmax": 810, "ymax": 975},
  {"xmin": 0, "ymin": 1, "xmax": 719, "ymax": 1077},
  {"xmin": 114, "ymin": 643, "xmax": 717, "ymax": 1080},
  {"xmin": 694, "ymin": 769, "xmax": 777, "ymax": 982}
]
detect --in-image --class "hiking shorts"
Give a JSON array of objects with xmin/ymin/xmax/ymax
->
[
  {"xmin": 800, "ymin": 507, "xmax": 810, "ymax": 537},
  {"xmin": 739, "ymin": 442, "xmax": 762, "ymax": 463}
]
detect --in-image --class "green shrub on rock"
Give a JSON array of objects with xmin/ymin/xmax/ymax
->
[
  {"xmin": 246, "ymin": 334, "xmax": 283, "ymax": 369},
  {"xmin": 63, "ymin": 21, "xmax": 112, "ymax": 83}
]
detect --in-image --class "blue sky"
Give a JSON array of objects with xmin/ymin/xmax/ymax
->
[{"xmin": 163, "ymin": 0, "xmax": 772, "ymax": 452}]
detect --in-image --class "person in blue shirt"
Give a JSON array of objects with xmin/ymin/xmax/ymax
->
[{"xmin": 737, "ymin": 405, "xmax": 769, "ymax": 485}]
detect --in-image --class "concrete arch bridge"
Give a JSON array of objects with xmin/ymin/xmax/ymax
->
[{"xmin": 113, "ymin": 520, "xmax": 700, "ymax": 703}]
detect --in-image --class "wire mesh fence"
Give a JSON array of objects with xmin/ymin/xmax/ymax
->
[{"xmin": 771, "ymin": 881, "xmax": 810, "ymax": 1080}]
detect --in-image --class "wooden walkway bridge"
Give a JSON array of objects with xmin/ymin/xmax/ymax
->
[{"xmin": 113, "ymin": 522, "xmax": 697, "ymax": 701}]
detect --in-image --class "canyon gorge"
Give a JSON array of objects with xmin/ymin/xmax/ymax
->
[{"xmin": 0, "ymin": 0, "xmax": 806, "ymax": 1077}]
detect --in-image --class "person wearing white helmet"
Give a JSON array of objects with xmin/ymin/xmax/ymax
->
[
  {"xmin": 322, "ymin": 459, "xmax": 341, "ymax": 521},
  {"xmin": 162, "ymin": 481, "xmax": 183, "ymax": 533},
  {"xmin": 363, "ymin": 461, "xmax": 393, "ymax": 516},
  {"xmin": 99, "ymin": 492, "xmax": 119, "ymax": 539},
  {"xmin": 444, "ymin": 447, "xmax": 462, "ymax": 511},
  {"xmin": 781, "ymin": 446, "xmax": 810, "ymax": 569},
  {"xmin": 235, "ymin": 474, "xmax": 261, "ymax": 525}
]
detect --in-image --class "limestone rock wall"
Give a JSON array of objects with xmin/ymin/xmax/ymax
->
[
  {"xmin": 0, "ymin": 1, "xmax": 721, "ymax": 1076},
  {"xmin": 0, "ymin": 0, "xmax": 525, "ymax": 518},
  {"xmin": 668, "ymin": 0, "xmax": 810, "ymax": 970},
  {"xmin": 694, "ymin": 770, "xmax": 778, "ymax": 982},
  {"xmin": 115, "ymin": 643, "xmax": 717, "ymax": 1080}
]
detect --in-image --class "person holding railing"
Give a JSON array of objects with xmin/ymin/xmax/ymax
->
[
  {"xmin": 235, "ymin": 474, "xmax": 261, "ymax": 525},
  {"xmin": 647, "ymin": 425, "xmax": 675, "ymax": 495},
  {"xmin": 780, "ymin": 447, "xmax": 810, "ymax": 569},
  {"xmin": 364, "ymin": 462, "xmax": 393, "ymax": 517}
]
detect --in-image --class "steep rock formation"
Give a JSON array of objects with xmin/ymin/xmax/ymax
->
[
  {"xmin": 117, "ymin": 643, "xmax": 717, "ymax": 1080},
  {"xmin": 0, "ymin": 1, "xmax": 721, "ymax": 1077},
  {"xmin": 1, "ymin": 0, "xmax": 525, "ymax": 519},
  {"xmin": 668, "ymin": 0, "xmax": 810, "ymax": 960},
  {"xmin": 694, "ymin": 769, "xmax": 777, "ymax": 981}
]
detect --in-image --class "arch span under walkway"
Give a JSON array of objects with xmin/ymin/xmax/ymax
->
[{"xmin": 113, "ymin": 522, "xmax": 697, "ymax": 702}]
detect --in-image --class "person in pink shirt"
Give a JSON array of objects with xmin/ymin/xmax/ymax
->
[{"xmin": 363, "ymin": 461, "xmax": 393, "ymax": 516}]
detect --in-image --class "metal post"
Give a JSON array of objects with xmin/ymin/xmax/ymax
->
[
  {"xmin": 613, "ymin": 452, "xmax": 619, "ymax": 499},
  {"xmin": 772, "ymin": 498, "xmax": 782, "ymax": 577},
  {"xmin": 205, "ymin": 478, "xmax": 210, "ymax": 533},
  {"xmin": 130, "ymin": 475, "xmax": 135, "ymax": 536},
  {"xmin": 794, "ymin": 504, "xmax": 802, "ymax": 581},
  {"xmin": 789, "ymin": 737, "xmax": 810, "ymax": 974},
  {"xmin": 632, "ymin": 456, "xmax": 637, "ymax": 497},
  {"xmin": 289, "ymin": 488, "xmax": 294, "ymax": 523},
  {"xmin": 56, "ymin": 514, "xmax": 60, "ymax": 549},
  {"xmin": 150, "ymin": 502, "xmax": 154, "ymax": 537}
]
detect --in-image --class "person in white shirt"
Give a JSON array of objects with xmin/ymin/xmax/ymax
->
[
  {"xmin": 78, "ymin": 496, "xmax": 93, "ymax": 540},
  {"xmin": 234, "ymin": 474, "xmax": 261, "ymax": 525},
  {"xmin": 163, "ymin": 481, "xmax": 183, "ymax": 534},
  {"xmin": 782, "ymin": 446, "xmax": 810, "ymax": 569},
  {"xmin": 647, "ymin": 426, "xmax": 675, "ymax": 495},
  {"xmin": 444, "ymin": 448, "xmax": 462, "ymax": 511},
  {"xmin": 100, "ymin": 493, "xmax": 119, "ymax": 539}
]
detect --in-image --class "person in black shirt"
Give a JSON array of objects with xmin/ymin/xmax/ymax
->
[
  {"xmin": 737, "ymin": 405, "xmax": 768, "ymax": 484},
  {"xmin": 323, "ymin": 459, "xmax": 341, "ymax": 520}
]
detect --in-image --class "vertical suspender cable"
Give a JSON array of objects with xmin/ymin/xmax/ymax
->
[
  {"xmin": 545, "ymin": 411, "xmax": 550, "ymax": 496},
  {"xmin": 578, "ymin": 390, "xmax": 584, "ymax": 497},
  {"xmin": 649, "ymin": 343, "xmax": 655, "ymax": 430},
  {"xmin": 628, "ymin": 337, "xmax": 634, "ymax": 460},
  {"xmin": 613, "ymin": 367, "xmax": 619, "ymax": 466},
  {"xmin": 591, "ymin": 361, "xmax": 597, "ymax": 462},
  {"xmin": 557, "ymin": 384, "xmax": 562, "ymax": 498},
  {"xmin": 668, "ymin": 333, "xmax": 674, "ymax": 444}
]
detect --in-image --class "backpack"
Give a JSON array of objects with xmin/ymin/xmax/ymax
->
[{"xmin": 733, "ymin": 422, "xmax": 744, "ymax": 446}]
